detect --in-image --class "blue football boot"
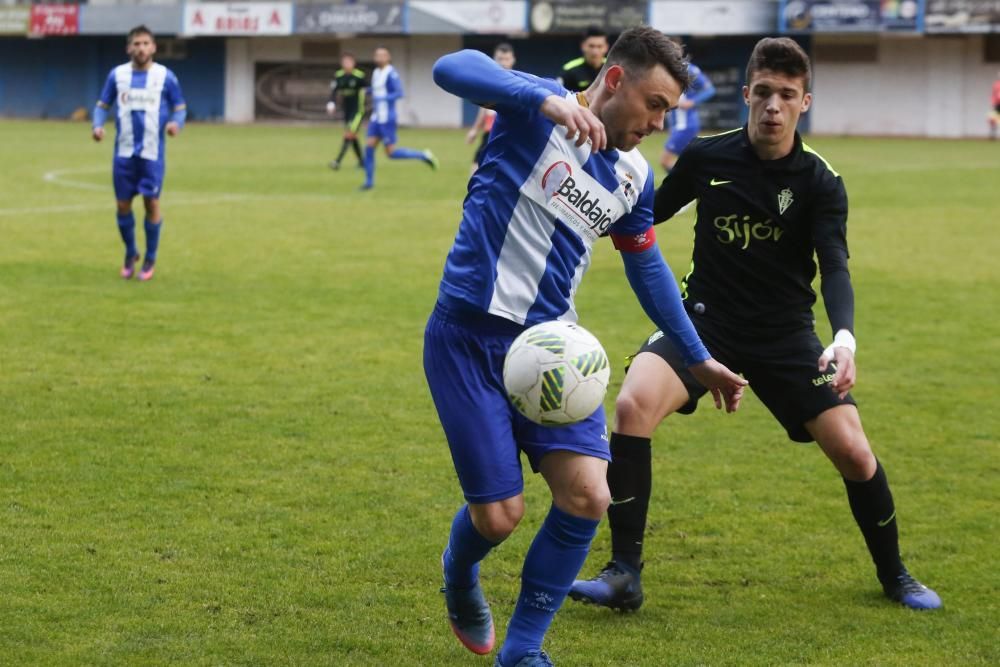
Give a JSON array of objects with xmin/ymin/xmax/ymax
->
[
  {"xmin": 883, "ymin": 570, "xmax": 942, "ymax": 610},
  {"xmin": 441, "ymin": 554, "xmax": 495, "ymax": 654},
  {"xmin": 568, "ymin": 561, "xmax": 644, "ymax": 612},
  {"xmin": 495, "ymin": 650, "xmax": 554, "ymax": 666}
]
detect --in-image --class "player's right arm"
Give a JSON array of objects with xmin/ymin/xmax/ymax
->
[
  {"xmin": 327, "ymin": 78, "xmax": 339, "ymax": 115},
  {"xmin": 92, "ymin": 70, "xmax": 116, "ymax": 142},
  {"xmin": 433, "ymin": 49, "xmax": 605, "ymax": 152},
  {"xmin": 652, "ymin": 143, "xmax": 699, "ymax": 221}
]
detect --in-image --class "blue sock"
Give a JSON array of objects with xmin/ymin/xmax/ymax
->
[
  {"xmin": 498, "ymin": 505, "xmax": 598, "ymax": 665},
  {"xmin": 116, "ymin": 212, "xmax": 137, "ymax": 258},
  {"xmin": 363, "ymin": 146, "xmax": 375, "ymax": 185},
  {"xmin": 390, "ymin": 146, "xmax": 425, "ymax": 160},
  {"xmin": 443, "ymin": 505, "xmax": 498, "ymax": 589},
  {"xmin": 144, "ymin": 218, "xmax": 162, "ymax": 261}
]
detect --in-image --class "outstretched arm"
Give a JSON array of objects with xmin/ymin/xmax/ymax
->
[{"xmin": 434, "ymin": 49, "xmax": 606, "ymax": 151}]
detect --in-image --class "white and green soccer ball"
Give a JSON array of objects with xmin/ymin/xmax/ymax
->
[{"xmin": 503, "ymin": 320, "xmax": 611, "ymax": 425}]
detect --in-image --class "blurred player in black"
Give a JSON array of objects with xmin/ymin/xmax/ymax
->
[
  {"xmin": 327, "ymin": 52, "xmax": 366, "ymax": 170},
  {"xmin": 571, "ymin": 37, "xmax": 942, "ymax": 612},
  {"xmin": 558, "ymin": 27, "xmax": 608, "ymax": 93}
]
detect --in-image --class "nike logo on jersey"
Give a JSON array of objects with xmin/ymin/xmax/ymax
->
[{"xmin": 710, "ymin": 178, "xmax": 732, "ymax": 186}]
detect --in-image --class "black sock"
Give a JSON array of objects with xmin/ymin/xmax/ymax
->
[
  {"xmin": 607, "ymin": 433, "xmax": 652, "ymax": 571},
  {"xmin": 843, "ymin": 459, "xmax": 905, "ymax": 586},
  {"xmin": 335, "ymin": 137, "xmax": 351, "ymax": 163},
  {"xmin": 352, "ymin": 138, "xmax": 363, "ymax": 163}
]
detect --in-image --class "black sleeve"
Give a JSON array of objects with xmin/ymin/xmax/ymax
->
[
  {"xmin": 652, "ymin": 144, "xmax": 698, "ymax": 223},
  {"xmin": 329, "ymin": 79, "xmax": 338, "ymax": 103},
  {"xmin": 560, "ymin": 68, "xmax": 579, "ymax": 92},
  {"xmin": 812, "ymin": 174, "xmax": 854, "ymax": 335}
]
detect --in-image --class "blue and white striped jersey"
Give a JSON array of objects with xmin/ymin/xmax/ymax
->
[
  {"xmin": 97, "ymin": 63, "xmax": 185, "ymax": 162},
  {"xmin": 438, "ymin": 76, "xmax": 656, "ymax": 326},
  {"xmin": 370, "ymin": 64, "xmax": 402, "ymax": 125},
  {"xmin": 668, "ymin": 63, "xmax": 715, "ymax": 133}
]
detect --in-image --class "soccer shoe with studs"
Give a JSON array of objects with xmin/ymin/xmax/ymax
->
[
  {"xmin": 121, "ymin": 253, "xmax": 140, "ymax": 279},
  {"xmin": 883, "ymin": 570, "xmax": 941, "ymax": 610},
  {"xmin": 568, "ymin": 561, "xmax": 644, "ymax": 612},
  {"xmin": 495, "ymin": 650, "xmax": 554, "ymax": 667},
  {"xmin": 423, "ymin": 149, "xmax": 439, "ymax": 170},
  {"xmin": 139, "ymin": 258, "xmax": 156, "ymax": 281},
  {"xmin": 441, "ymin": 555, "xmax": 495, "ymax": 654}
]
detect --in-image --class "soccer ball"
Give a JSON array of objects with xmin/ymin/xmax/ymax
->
[{"xmin": 503, "ymin": 320, "xmax": 611, "ymax": 425}]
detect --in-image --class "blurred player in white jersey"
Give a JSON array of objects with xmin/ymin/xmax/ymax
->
[
  {"xmin": 659, "ymin": 59, "xmax": 715, "ymax": 173},
  {"xmin": 92, "ymin": 25, "xmax": 186, "ymax": 281},
  {"xmin": 361, "ymin": 46, "xmax": 438, "ymax": 190}
]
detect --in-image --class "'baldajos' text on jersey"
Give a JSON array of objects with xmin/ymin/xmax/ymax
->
[
  {"xmin": 98, "ymin": 63, "xmax": 185, "ymax": 162},
  {"xmin": 654, "ymin": 126, "xmax": 849, "ymax": 332},
  {"xmin": 439, "ymin": 76, "xmax": 656, "ymax": 326}
]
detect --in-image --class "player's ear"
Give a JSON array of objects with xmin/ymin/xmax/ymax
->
[
  {"xmin": 604, "ymin": 65, "xmax": 624, "ymax": 93},
  {"xmin": 800, "ymin": 91, "xmax": 812, "ymax": 113},
  {"xmin": 742, "ymin": 85, "xmax": 750, "ymax": 105}
]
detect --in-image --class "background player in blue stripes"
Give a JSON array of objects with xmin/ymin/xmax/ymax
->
[
  {"xmin": 427, "ymin": 27, "xmax": 747, "ymax": 666},
  {"xmin": 92, "ymin": 25, "xmax": 185, "ymax": 281},
  {"xmin": 361, "ymin": 46, "xmax": 437, "ymax": 190},
  {"xmin": 658, "ymin": 57, "xmax": 715, "ymax": 174}
]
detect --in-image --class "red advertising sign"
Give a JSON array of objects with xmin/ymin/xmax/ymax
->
[{"xmin": 29, "ymin": 4, "xmax": 79, "ymax": 36}]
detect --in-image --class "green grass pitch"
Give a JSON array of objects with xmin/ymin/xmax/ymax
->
[{"xmin": 1, "ymin": 119, "xmax": 998, "ymax": 665}]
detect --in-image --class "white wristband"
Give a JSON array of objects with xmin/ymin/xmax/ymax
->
[{"xmin": 821, "ymin": 329, "xmax": 856, "ymax": 361}]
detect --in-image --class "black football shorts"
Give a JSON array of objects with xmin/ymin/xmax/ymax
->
[{"xmin": 632, "ymin": 309, "xmax": 857, "ymax": 443}]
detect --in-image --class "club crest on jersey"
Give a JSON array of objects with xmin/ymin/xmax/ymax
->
[
  {"xmin": 619, "ymin": 171, "xmax": 638, "ymax": 207},
  {"xmin": 778, "ymin": 187, "xmax": 794, "ymax": 215}
]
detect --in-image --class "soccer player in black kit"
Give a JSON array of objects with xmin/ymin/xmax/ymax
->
[
  {"xmin": 326, "ymin": 52, "xmax": 366, "ymax": 170},
  {"xmin": 570, "ymin": 37, "xmax": 941, "ymax": 611},
  {"xmin": 558, "ymin": 27, "xmax": 608, "ymax": 93}
]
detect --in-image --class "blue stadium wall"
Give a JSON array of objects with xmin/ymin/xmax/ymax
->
[{"xmin": 0, "ymin": 37, "xmax": 225, "ymax": 120}]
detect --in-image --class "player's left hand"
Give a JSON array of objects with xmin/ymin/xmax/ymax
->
[
  {"xmin": 819, "ymin": 346, "xmax": 855, "ymax": 399},
  {"xmin": 165, "ymin": 121, "xmax": 180, "ymax": 137}
]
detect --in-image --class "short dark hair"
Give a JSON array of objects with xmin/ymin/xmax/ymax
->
[
  {"xmin": 494, "ymin": 43, "xmax": 514, "ymax": 56},
  {"xmin": 746, "ymin": 37, "xmax": 811, "ymax": 92},
  {"xmin": 604, "ymin": 25, "xmax": 690, "ymax": 91},
  {"xmin": 583, "ymin": 26, "xmax": 607, "ymax": 42},
  {"xmin": 341, "ymin": 52, "xmax": 356, "ymax": 60},
  {"xmin": 126, "ymin": 25, "xmax": 153, "ymax": 44}
]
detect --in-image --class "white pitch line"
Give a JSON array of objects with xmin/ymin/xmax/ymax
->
[{"xmin": 0, "ymin": 167, "xmax": 342, "ymax": 218}]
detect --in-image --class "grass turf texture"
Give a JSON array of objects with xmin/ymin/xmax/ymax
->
[{"xmin": 1, "ymin": 120, "xmax": 997, "ymax": 665}]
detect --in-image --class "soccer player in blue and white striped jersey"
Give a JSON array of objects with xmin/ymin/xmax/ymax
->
[
  {"xmin": 361, "ymin": 46, "xmax": 437, "ymax": 190},
  {"xmin": 92, "ymin": 25, "xmax": 186, "ymax": 281},
  {"xmin": 426, "ymin": 27, "xmax": 746, "ymax": 667},
  {"xmin": 659, "ymin": 61, "xmax": 715, "ymax": 173}
]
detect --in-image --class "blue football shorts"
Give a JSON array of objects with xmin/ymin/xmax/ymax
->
[
  {"xmin": 367, "ymin": 120, "xmax": 398, "ymax": 146},
  {"xmin": 665, "ymin": 126, "xmax": 699, "ymax": 154},
  {"xmin": 113, "ymin": 156, "xmax": 165, "ymax": 201},
  {"xmin": 423, "ymin": 299, "xmax": 610, "ymax": 504}
]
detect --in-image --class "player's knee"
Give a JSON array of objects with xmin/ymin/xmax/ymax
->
[
  {"xmin": 116, "ymin": 201, "xmax": 132, "ymax": 215},
  {"xmin": 470, "ymin": 501, "xmax": 523, "ymax": 542},
  {"xmin": 558, "ymin": 482, "xmax": 610, "ymax": 520},
  {"xmin": 828, "ymin": 432, "xmax": 876, "ymax": 481},
  {"xmin": 614, "ymin": 389, "xmax": 661, "ymax": 436}
]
